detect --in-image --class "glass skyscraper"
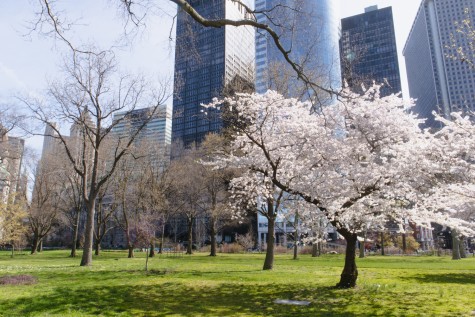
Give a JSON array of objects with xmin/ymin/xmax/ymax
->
[
  {"xmin": 340, "ymin": 6, "xmax": 402, "ymax": 97},
  {"xmin": 255, "ymin": 0, "xmax": 341, "ymax": 101},
  {"xmin": 404, "ymin": 0, "xmax": 475, "ymax": 128},
  {"xmin": 172, "ymin": 0, "xmax": 254, "ymax": 146}
]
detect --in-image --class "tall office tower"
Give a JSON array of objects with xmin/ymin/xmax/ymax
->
[
  {"xmin": 172, "ymin": 0, "xmax": 255, "ymax": 146},
  {"xmin": 404, "ymin": 0, "xmax": 475, "ymax": 128},
  {"xmin": 340, "ymin": 6, "xmax": 402, "ymax": 97},
  {"xmin": 112, "ymin": 105, "xmax": 173, "ymax": 160},
  {"xmin": 0, "ymin": 133, "xmax": 25, "ymax": 201},
  {"xmin": 255, "ymin": 0, "xmax": 341, "ymax": 101}
]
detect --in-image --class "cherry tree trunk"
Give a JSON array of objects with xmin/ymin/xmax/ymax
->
[
  {"xmin": 459, "ymin": 238, "xmax": 466, "ymax": 258},
  {"xmin": 452, "ymin": 230, "xmax": 461, "ymax": 260},
  {"xmin": 263, "ymin": 217, "xmax": 275, "ymax": 270},
  {"xmin": 312, "ymin": 244, "xmax": 319, "ymax": 257},
  {"xmin": 209, "ymin": 216, "xmax": 217, "ymax": 257},
  {"xmin": 80, "ymin": 200, "xmax": 96, "ymax": 266},
  {"xmin": 402, "ymin": 233, "xmax": 407, "ymax": 254},
  {"xmin": 336, "ymin": 231, "xmax": 358, "ymax": 288},
  {"xmin": 293, "ymin": 229, "xmax": 298, "ymax": 260},
  {"xmin": 381, "ymin": 232, "xmax": 385, "ymax": 256}
]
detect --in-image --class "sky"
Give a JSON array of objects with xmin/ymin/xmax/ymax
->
[{"xmin": 0, "ymin": 0, "xmax": 422, "ymax": 154}]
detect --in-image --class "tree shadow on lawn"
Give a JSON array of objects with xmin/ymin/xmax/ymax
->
[
  {"xmin": 0, "ymin": 280, "xmax": 426, "ymax": 317},
  {"xmin": 408, "ymin": 273, "xmax": 475, "ymax": 284}
]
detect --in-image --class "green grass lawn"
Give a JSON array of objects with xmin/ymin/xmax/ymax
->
[{"xmin": 0, "ymin": 250, "xmax": 474, "ymax": 316}]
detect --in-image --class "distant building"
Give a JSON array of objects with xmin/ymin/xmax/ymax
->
[
  {"xmin": 112, "ymin": 105, "xmax": 172, "ymax": 159},
  {"xmin": 340, "ymin": 6, "xmax": 402, "ymax": 97},
  {"xmin": 255, "ymin": 0, "xmax": 341, "ymax": 100},
  {"xmin": 172, "ymin": 0, "xmax": 255, "ymax": 146},
  {"xmin": 404, "ymin": 0, "xmax": 475, "ymax": 128},
  {"xmin": 0, "ymin": 132, "xmax": 25, "ymax": 202}
]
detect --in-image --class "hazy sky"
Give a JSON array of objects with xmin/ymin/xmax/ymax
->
[{"xmin": 0, "ymin": 0, "xmax": 422, "ymax": 153}]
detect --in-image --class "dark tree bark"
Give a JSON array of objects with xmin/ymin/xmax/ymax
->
[
  {"xmin": 94, "ymin": 240, "xmax": 101, "ymax": 256},
  {"xmin": 128, "ymin": 246, "xmax": 134, "ymax": 258},
  {"xmin": 70, "ymin": 209, "xmax": 80, "ymax": 257},
  {"xmin": 186, "ymin": 217, "xmax": 193, "ymax": 255},
  {"xmin": 402, "ymin": 233, "xmax": 407, "ymax": 254},
  {"xmin": 459, "ymin": 237, "xmax": 466, "ymax": 258},
  {"xmin": 381, "ymin": 232, "xmax": 385, "ymax": 256},
  {"xmin": 263, "ymin": 200, "xmax": 276, "ymax": 270},
  {"xmin": 80, "ymin": 200, "xmax": 96, "ymax": 266},
  {"xmin": 159, "ymin": 223, "xmax": 165, "ymax": 254},
  {"xmin": 293, "ymin": 229, "xmax": 298, "ymax": 260},
  {"xmin": 312, "ymin": 243, "xmax": 319, "ymax": 257},
  {"xmin": 31, "ymin": 234, "xmax": 40, "ymax": 255},
  {"xmin": 336, "ymin": 230, "xmax": 358, "ymax": 288},
  {"xmin": 209, "ymin": 216, "xmax": 217, "ymax": 257},
  {"xmin": 149, "ymin": 241, "xmax": 155, "ymax": 258}
]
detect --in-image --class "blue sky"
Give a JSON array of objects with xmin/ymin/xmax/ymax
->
[{"xmin": 0, "ymin": 0, "xmax": 422, "ymax": 153}]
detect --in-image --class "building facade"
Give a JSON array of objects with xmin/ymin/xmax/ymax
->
[
  {"xmin": 404, "ymin": 0, "xmax": 475, "ymax": 128},
  {"xmin": 172, "ymin": 0, "xmax": 255, "ymax": 146},
  {"xmin": 340, "ymin": 6, "xmax": 402, "ymax": 97},
  {"xmin": 255, "ymin": 0, "xmax": 341, "ymax": 100},
  {"xmin": 0, "ymin": 133, "xmax": 25, "ymax": 202}
]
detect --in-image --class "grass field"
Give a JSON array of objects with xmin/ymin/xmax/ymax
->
[{"xmin": 0, "ymin": 250, "xmax": 474, "ymax": 316}]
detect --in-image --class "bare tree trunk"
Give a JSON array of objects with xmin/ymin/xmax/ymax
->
[
  {"xmin": 402, "ymin": 233, "xmax": 407, "ymax": 254},
  {"xmin": 159, "ymin": 223, "xmax": 165, "ymax": 254},
  {"xmin": 94, "ymin": 240, "xmax": 101, "ymax": 256},
  {"xmin": 145, "ymin": 247, "xmax": 149, "ymax": 272},
  {"xmin": 39, "ymin": 239, "xmax": 43, "ymax": 252},
  {"xmin": 128, "ymin": 246, "xmax": 134, "ymax": 258},
  {"xmin": 381, "ymin": 232, "xmax": 385, "ymax": 256},
  {"xmin": 149, "ymin": 240, "xmax": 155, "ymax": 258},
  {"xmin": 210, "ymin": 216, "xmax": 217, "ymax": 257},
  {"xmin": 263, "ymin": 215, "xmax": 275, "ymax": 270},
  {"xmin": 186, "ymin": 217, "xmax": 193, "ymax": 255},
  {"xmin": 70, "ymin": 210, "xmax": 80, "ymax": 257},
  {"xmin": 80, "ymin": 200, "xmax": 96, "ymax": 266},
  {"xmin": 336, "ymin": 230, "xmax": 358, "ymax": 288},
  {"xmin": 31, "ymin": 234, "xmax": 40, "ymax": 255},
  {"xmin": 452, "ymin": 230, "xmax": 461, "ymax": 260}
]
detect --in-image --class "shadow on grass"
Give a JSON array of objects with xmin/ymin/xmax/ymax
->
[
  {"xmin": 0, "ymin": 277, "xmax": 426, "ymax": 317},
  {"xmin": 409, "ymin": 273, "xmax": 475, "ymax": 284}
]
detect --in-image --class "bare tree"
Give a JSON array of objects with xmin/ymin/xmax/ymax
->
[
  {"xmin": 22, "ymin": 50, "xmax": 169, "ymax": 266},
  {"xmin": 168, "ymin": 147, "xmax": 207, "ymax": 255},
  {"xmin": 32, "ymin": 0, "xmax": 339, "ymax": 107},
  {"xmin": 28, "ymin": 153, "xmax": 62, "ymax": 254}
]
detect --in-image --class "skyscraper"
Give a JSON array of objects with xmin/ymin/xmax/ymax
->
[
  {"xmin": 404, "ymin": 0, "xmax": 475, "ymax": 128},
  {"xmin": 172, "ymin": 0, "xmax": 255, "ymax": 146},
  {"xmin": 112, "ymin": 105, "xmax": 172, "ymax": 162},
  {"xmin": 255, "ymin": 0, "xmax": 341, "ymax": 100},
  {"xmin": 340, "ymin": 6, "xmax": 402, "ymax": 97}
]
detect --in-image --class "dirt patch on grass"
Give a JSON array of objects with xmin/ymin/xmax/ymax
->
[{"xmin": 0, "ymin": 275, "xmax": 38, "ymax": 285}]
